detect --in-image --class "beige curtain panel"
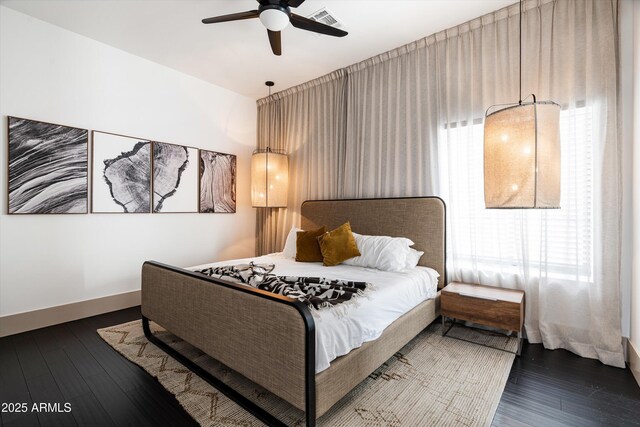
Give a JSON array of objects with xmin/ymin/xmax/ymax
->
[{"xmin": 256, "ymin": 0, "xmax": 624, "ymax": 367}]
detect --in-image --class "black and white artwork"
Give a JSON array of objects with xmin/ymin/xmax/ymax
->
[
  {"xmin": 199, "ymin": 150, "xmax": 236, "ymax": 213},
  {"xmin": 92, "ymin": 131, "xmax": 151, "ymax": 213},
  {"xmin": 8, "ymin": 116, "xmax": 88, "ymax": 214},
  {"xmin": 152, "ymin": 142, "xmax": 198, "ymax": 213}
]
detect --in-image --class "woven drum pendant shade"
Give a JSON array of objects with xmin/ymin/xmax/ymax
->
[
  {"xmin": 484, "ymin": 101, "xmax": 561, "ymax": 208},
  {"xmin": 251, "ymin": 149, "xmax": 289, "ymax": 208}
]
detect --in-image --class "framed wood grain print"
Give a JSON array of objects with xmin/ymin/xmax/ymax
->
[
  {"xmin": 8, "ymin": 116, "xmax": 88, "ymax": 214},
  {"xmin": 199, "ymin": 149, "xmax": 236, "ymax": 213},
  {"xmin": 91, "ymin": 131, "xmax": 151, "ymax": 213},
  {"xmin": 152, "ymin": 141, "xmax": 198, "ymax": 213}
]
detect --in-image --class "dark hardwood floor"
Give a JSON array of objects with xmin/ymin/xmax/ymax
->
[{"xmin": 1, "ymin": 307, "xmax": 639, "ymax": 426}]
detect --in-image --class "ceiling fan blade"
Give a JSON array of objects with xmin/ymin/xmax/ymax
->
[
  {"xmin": 290, "ymin": 14, "xmax": 348, "ymax": 37},
  {"xmin": 287, "ymin": 0, "xmax": 307, "ymax": 7},
  {"xmin": 202, "ymin": 10, "xmax": 259, "ymax": 24},
  {"xmin": 267, "ymin": 30, "xmax": 282, "ymax": 56}
]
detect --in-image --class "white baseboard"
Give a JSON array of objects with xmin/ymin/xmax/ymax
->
[
  {"xmin": 0, "ymin": 290, "xmax": 141, "ymax": 337},
  {"xmin": 630, "ymin": 340, "xmax": 640, "ymax": 387}
]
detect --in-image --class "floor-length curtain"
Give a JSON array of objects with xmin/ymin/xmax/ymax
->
[
  {"xmin": 342, "ymin": 45, "xmax": 441, "ymax": 198},
  {"xmin": 255, "ymin": 94, "xmax": 283, "ymax": 256},
  {"xmin": 256, "ymin": 0, "xmax": 624, "ymax": 367},
  {"xmin": 256, "ymin": 71, "xmax": 348, "ymax": 255},
  {"xmin": 438, "ymin": 0, "xmax": 623, "ymax": 367}
]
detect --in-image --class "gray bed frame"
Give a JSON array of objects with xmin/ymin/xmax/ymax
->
[{"xmin": 141, "ymin": 197, "xmax": 446, "ymax": 426}]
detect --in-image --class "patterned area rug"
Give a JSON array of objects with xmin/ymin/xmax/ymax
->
[{"xmin": 98, "ymin": 320, "xmax": 516, "ymax": 427}]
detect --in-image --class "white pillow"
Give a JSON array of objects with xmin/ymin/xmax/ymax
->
[
  {"xmin": 405, "ymin": 248, "xmax": 424, "ymax": 269},
  {"xmin": 282, "ymin": 227, "xmax": 301, "ymax": 258},
  {"xmin": 344, "ymin": 233, "xmax": 415, "ymax": 272}
]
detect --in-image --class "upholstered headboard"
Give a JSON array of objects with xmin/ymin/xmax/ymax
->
[{"xmin": 300, "ymin": 197, "xmax": 447, "ymax": 289}]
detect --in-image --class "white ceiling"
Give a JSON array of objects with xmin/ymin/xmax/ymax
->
[{"xmin": 1, "ymin": 0, "xmax": 515, "ymax": 99}]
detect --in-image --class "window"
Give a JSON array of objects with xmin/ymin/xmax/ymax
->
[{"xmin": 440, "ymin": 106, "xmax": 594, "ymax": 282}]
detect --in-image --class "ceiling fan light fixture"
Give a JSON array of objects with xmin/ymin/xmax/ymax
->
[
  {"xmin": 259, "ymin": 7, "xmax": 290, "ymax": 32},
  {"xmin": 483, "ymin": 0, "xmax": 561, "ymax": 209},
  {"xmin": 201, "ymin": 0, "xmax": 347, "ymax": 56}
]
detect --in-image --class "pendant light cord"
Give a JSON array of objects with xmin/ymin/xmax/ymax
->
[
  {"xmin": 264, "ymin": 81, "xmax": 274, "ymax": 208},
  {"xmin": 519, "ymin": 0, "xmax": 522, "ymax": 105},
  {"xmin": 265, "ymin": 80, "xmax": 274, "ymax": 150}
]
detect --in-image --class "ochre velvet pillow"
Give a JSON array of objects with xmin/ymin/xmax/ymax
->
[
  {"xmin": 295, "ymin": 226, "xmax": 327, "ymax": 262},
  {"xmin": 317, "ymin": 222, "xmax": 361, "ymax": 266}
]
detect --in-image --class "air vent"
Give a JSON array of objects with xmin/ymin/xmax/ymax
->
[{"xmin": 306, "ymin": 7, "xmax": 344, "ymax": 31}]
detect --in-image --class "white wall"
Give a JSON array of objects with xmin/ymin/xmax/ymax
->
[
  {"xmin": 620, "ymin": 0, "xmax": 634, "ymax": 340},
  {"xmin": 0, "ymin": 6, "xmax": 257, "ymax": 317},
  {"xmin": 631, "ymin": 0, "xmax": 640, "ymax": 355}
]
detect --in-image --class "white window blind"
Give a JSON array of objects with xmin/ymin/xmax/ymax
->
[{"xmin": 441, "ymin": 106, "xmax": 594, "ymax": 282}]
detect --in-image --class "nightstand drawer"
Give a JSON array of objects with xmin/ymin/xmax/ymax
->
[{"xmin": 441, "ymin": 290, "xmax": 523, "ymax": 332}]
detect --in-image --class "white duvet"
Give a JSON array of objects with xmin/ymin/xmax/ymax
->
[{"xmin": 188, "ymin": 253, "xmax": 439, "ymax": 373}]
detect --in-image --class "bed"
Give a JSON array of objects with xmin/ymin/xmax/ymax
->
[{"xmin": 141, "ymin": 197, "xmax": 446, "ymax": 427}]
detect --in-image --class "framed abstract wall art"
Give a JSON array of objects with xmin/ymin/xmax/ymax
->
[
  {"xmin": 199, "ymin": 149, "xmax": 236, "ymax": 213},
  {"xmin": 152, "ymin": 142, "xmax": 198, "ymax": 213},
  {"xmin": 91, "ymin": 131, "xmax": 151, "ymax": 213},
  {"xmin": 8, "ymin": 116, "xmax": 88, "ymax": 214}
]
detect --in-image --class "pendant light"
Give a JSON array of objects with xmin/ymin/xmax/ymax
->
[
  {"xmin": 483, "ymin": 0, "xmax": 561, "ymax": 209},
  {"xmin": 251, "ymin": 81, "xmax": 289, "ymax": 208}
]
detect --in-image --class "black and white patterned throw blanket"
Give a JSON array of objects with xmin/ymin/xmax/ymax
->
[{"xmin": 195, "ymin": 263, "xmax": 372, "ymax": 313}]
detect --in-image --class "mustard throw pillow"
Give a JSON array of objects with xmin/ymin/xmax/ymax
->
[
  {"xmin": 317, "ymin": 222, "xmax": 361, "ymax": 266},
  {"xmin": 295, "ymin": 226, "xmax": 327, "ymax": 262}
]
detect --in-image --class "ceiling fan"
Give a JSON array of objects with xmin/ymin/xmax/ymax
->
[{"xmin": 201, "ymin": 0, "xmax": 348, "ymax": 56}]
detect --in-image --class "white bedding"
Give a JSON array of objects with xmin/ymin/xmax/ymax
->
[{"xmin": 188, "ymin": 253, "xmax": 439, "ymax": 373}]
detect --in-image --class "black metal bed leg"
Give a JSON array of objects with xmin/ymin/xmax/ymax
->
[
  {"xmin": 141, "ymin": 315, "xmax": 152, "ymax": 337},
  {"xmin": 141, "ymin": 316, "xmax": 289, "ymax": 427},
  {"xmin": 306, "ymin": 397, "xmax": 316, "ymax": 427},
  {"xmin": 306, "ymin": 411, "xmax": 315, "ymax": 426},
  {"xmin": 304, "ymin": 326, "xmax": 316, "ymax": 427}
]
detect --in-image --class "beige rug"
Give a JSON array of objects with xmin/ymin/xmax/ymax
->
[{"xmin": 98, "ymin": 320, "xmax": 516, "ymax": 427}]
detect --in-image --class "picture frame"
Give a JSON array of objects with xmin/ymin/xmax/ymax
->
[
  {"xmin": 91, "ymin": 131, "xmax": 151, "ymax": 213},
  {"xmin": 152, "ymin": 141, "xmax": 199, "ymax": 213},
  {"xmin": 7, "ymin": 116, "xmax": 88, "ymax": 214},
  {"xmin": 198, "ymin": 149, "xmax": 237, "ymax": 213}
]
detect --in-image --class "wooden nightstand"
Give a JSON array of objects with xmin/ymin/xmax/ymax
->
[{"xmin": 441, "ymin": 282, "xmax": 525, "ymax": 355}]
